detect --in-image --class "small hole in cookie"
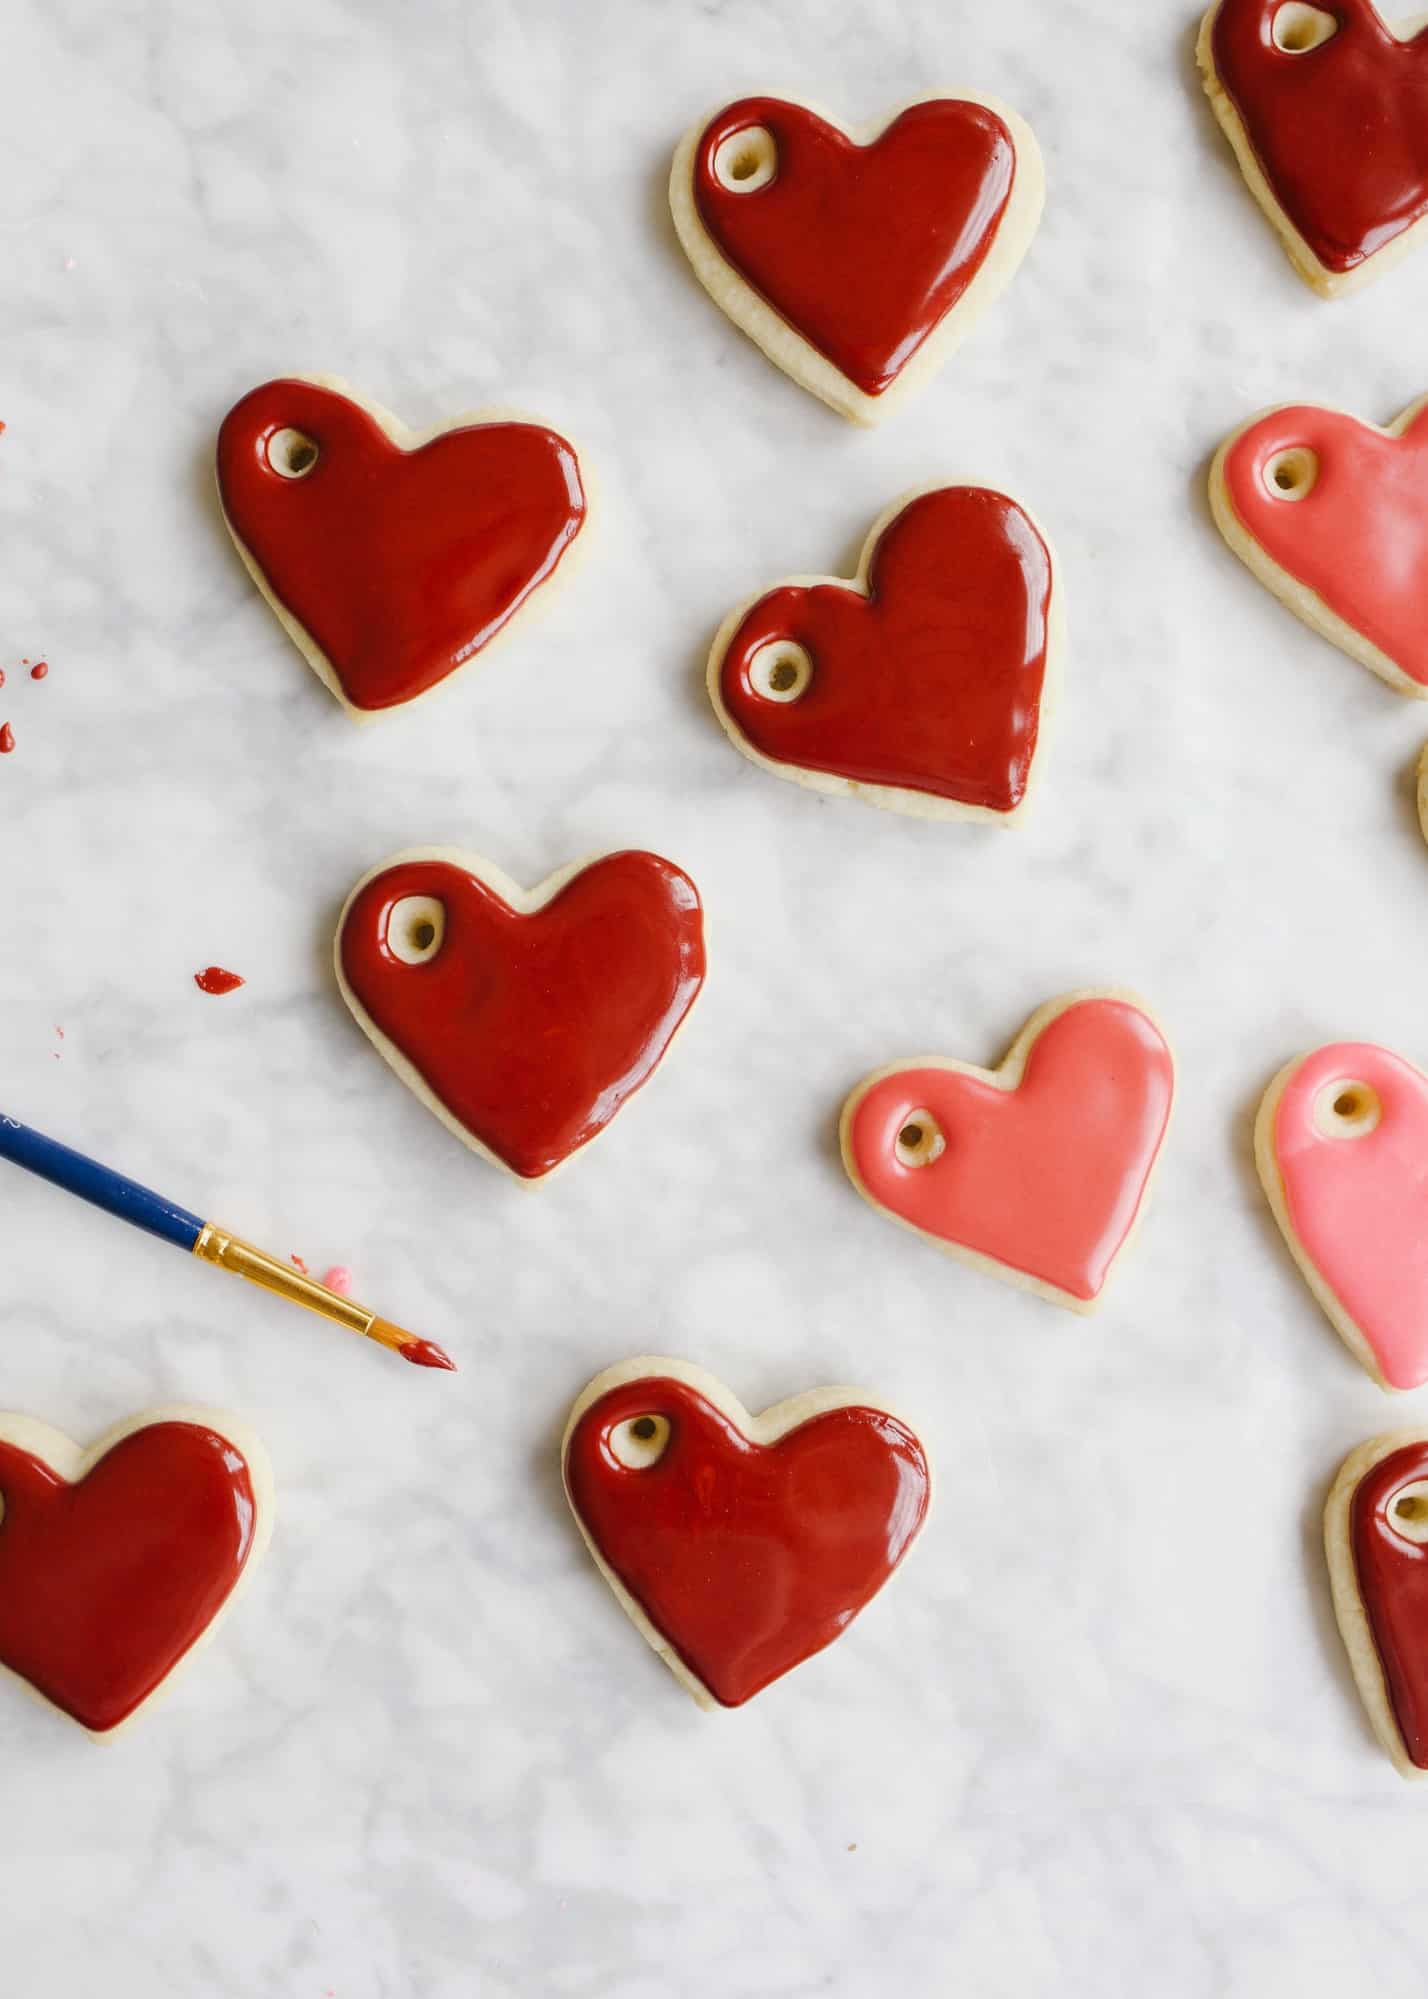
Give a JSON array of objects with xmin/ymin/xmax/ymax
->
[
  {"xmin": 1389, "ymin": 1480, "xmax": 1428, "ymax": 1544},
  {"xmin": 1264, "ymin": 447, "xmax": 1318, "ymax": 501},
  {"xmin": 1272, "ymin": 3, "xmax": 1339, "ymax": 52},
  {"xmin": 712, "ymin": 125, "xmax": 777, "ymax": 195},
  {"xmin": 266, "ymin": 426, "xmax": 319, "ymax": 480},
  {"xmin": 608, "ymin": 1414, "xmax": 671, "ymax": 1470},
  {"xmin": 748, "ymin": 639, "xmax": 813, "ymax": 704},
  {"xmin": 385, "ymin": 895, "xmax": 446, "ymax": 967},
  {"xmin": 1313, "ymin": 1079, "xmax": 1381, "ymax": 1140},
  {"xmin": 895, "ymin": 1112, "xmax": 945, "ymax": 1169}
]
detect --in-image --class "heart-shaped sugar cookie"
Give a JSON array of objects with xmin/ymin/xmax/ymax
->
[
  {"xmin": 1325, "ymin": 1431, "xmax": 1428, "ymax": 1778},
  {"xmin": 840, "ymin": 991, "xmax": 1175, "ymax": 1311},
  {"xmin": 670, "ymin": 94, "xmax": 1044, "ymax": 423},
  {"xmin": 1257, "ymin": 1042, "xmax": 1428, "ymax": 1388},
  {"xmin": 562, "ymin": 1357, "xmax": 931, "ymax": 1708},
  {"xmin": 335, "ymin": 848, "xmax": 706, "ymax": 1182},
  {"xmin": 1199, "ymin": 0, "xmax": 1428, "ymax": 294},
  {"xmin": 1211, "ymin": 395, "xmax": 1428, "ymax": 695},
  {"xmin": 707, "ymin": 485, "xmax": 1060, "ymax": 821},
  {"xmin": 217, "ymin": 375, "xmax": 588, "ymax": 715},
  {"xmin": 0, "ymin": 1407, "xmax": 272, "ymax": 1735}
]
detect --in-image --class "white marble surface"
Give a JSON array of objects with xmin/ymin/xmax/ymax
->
[{"xmin": 4, "ymin": 0, "xmax": 1428, "ymax": 1991}]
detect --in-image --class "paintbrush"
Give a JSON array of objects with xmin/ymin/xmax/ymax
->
[{"xmin": 0, "ymin": 1111, "xmax": 455, "ymax": 1371}]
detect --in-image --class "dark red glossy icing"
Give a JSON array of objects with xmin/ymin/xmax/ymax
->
[
  {"xmin": 1211, "ymin": 0, "xmax": 1428, "ymax": 274},
  {"xmin": 0, "ymin": 724, "xmax": 13, "ymax": 754},
  {"xmin": 194, "ymin": 966, "xmax": 245, "ymax": 995},
  {"xmin": 720, "ymin": 488, "xmax": 1052, "ymax": 811},
  {"xmin": 29, "ymin": 661, "xmax": 47, "ymax": 681},
  {"xmin": 400, "ymin": 1336, "xmax": 457, "ymax": 1372},
  {"xmin": 339, "ymin": 852, "xmax": 706, "ymax": 1180},
  {"xmin": 565, "ymin": 1375, "xmax": 930, "ymax": 1706},
  {"xmin": 216, "ymin": 379, "xmax": 586, "ymax": 711},
  {"xmin": 1351, "ymin": 1441, "xmax": 1428, "ymax": 1767},
  {"xmin": 693, "ymin": 97, "xmax": 1016, "ymax": 397},
  {"xmin": 0, "ymin": 1420, "xmax": 259, "ymax": 1732}
]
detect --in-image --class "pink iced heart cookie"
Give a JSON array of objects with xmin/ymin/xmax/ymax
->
[
  {"xmin": 1257, "ymin": 1043, "xmax": 1428, "ymax": 1389},
  {"xmin": 839, "ymin": 991, "xmax": 1175, "ymax": 1312},
  {"xmin": 1210, "ymin": 395, "xmax": 1428, "ymax": 696}
]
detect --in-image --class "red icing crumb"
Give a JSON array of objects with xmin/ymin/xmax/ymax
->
[
  {"xmin": 29, "ymin": 662, "xmax": 47, "ymax": 680},
  {"xmin": 194, "ymin": 965, "xmax": 244, "ymax": 995},
  {"xmin": 321, "ymin": 1265, "xmax": 353, "ymax": 1296},
  {"xmin": 290, "ymin": 1253, "xmax": 309, "ymax": 1275},
  {"xmin": 0, "ymin": 724, "xmax": 14, "ymax": 754},
  {"xmin": 0, "ymin": 421, "xmax": 7, "ymax": 435}
]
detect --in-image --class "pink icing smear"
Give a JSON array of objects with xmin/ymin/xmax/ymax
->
[
  {"xmin": 847, "ymin": 997, "xmax": 1175, "ymax": 1301},
  {"xmin": 1222, "ymin": 402, "xmax": 1428, "ymax": 685},
  {"xmin": 321, "ymin": 1266, "xmax": 353, "ymax": 1296},
  {"xmin": 1272, "ymin": 1041, "xmax": 1428, "ymax": 1389}
]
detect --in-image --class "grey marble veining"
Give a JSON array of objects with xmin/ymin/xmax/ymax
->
[{"xmin": 3, "ymin": 0, "xmax": 1428, "ymax": 1992}]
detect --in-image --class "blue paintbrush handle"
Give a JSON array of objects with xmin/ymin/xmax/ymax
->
[{"xmin": 0, "ymin": 1113, "xmax": 204, "ymax": 1250}]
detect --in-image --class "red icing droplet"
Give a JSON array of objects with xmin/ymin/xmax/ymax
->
[
  {"xmin": 29, "ymin": 662, "xmax": 47, "ymax": 681},
  {"xmin": 194, "ymin": 966, "xmax": 244, "ymax": 995},
  {"xmin": 0, "ymin": 724, "xmax": 15, "ymax": 754}
]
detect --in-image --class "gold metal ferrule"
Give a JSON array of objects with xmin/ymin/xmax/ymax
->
[{"xmin": 192, "ymin": 1224, "xmax": 376, "ymax": 1339}]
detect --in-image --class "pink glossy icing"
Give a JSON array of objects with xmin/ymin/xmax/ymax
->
[
  {"xmin": 845, "ymin": 997, "xmax": 1175, "ymax": 1302},
  {"xmin": 1271, "ymin": 1042, "xmax": 1428, "ymax": 1389},
  {"xmin": 1222, "ymin": 401, "xmax": 1428, "ymax": 686}
]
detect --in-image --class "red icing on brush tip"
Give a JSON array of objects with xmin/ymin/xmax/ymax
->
[
  {"xmin": 194, "ymin": 966, "xmax": 245, "ymax": 995},
  {"xmin": 401, "ymin": 1336, "xmax": 456, "ymax": 1372}
]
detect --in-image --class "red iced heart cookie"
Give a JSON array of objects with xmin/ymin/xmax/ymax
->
[
  {"xmin": 562, "ymin": 1358, "xmax": 930, "ymax": 1708},
  {"xmin": 1256, "ymin": 1043, "xmax": 1428, "ymax": 1388},
  {"xmin": 0, "ymin": 1408, "xmax": 272, "ymax": 1735},
  {"xmin": 1326, "ymin": 1432, "xmax": 1428, "ymax": 1777},
  {"xmin": 216, "ymin": 376, "xmax": 588, "ymax": 714},
  {"xmin": 707, "ymin": 486, "xmax": 1059, "ymax": 821},
  {"xmin": 841, "ymin": 992, "xmax": 1176, "ymax": 1310},
  {"xmin": 336, "ymin": 849, "xmax": 706, "ymax": 1181},
  {"xmin": 1211, "ymin": 396, "xmax": 1428, "ymax": 695},
  {"xmin": 1200, "ymin": 0, "xmax": 1428, "ymax": 293},
  {"xmin": 670, "ymin": 95, "xmax": 1044, "ymax": 422}
]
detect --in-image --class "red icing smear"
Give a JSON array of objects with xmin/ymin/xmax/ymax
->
[
  {"xmin": 0, "ymin": 1421, "xmax": 258, "ymax": 1732},
  {"xmin": 399, "ymin": 1336, "xmax": 456, "ymax": 1372},
  {"xmin": 194, "ymin": 966, "xmax": 245, "ymax": 995},
  {"xmin": 1211, "ymin": 0, "xmax": 1428, "ymax": 274},
  {"xmin": 29, "ymin": 661, "xmax": 47, "ymax": 680},
  {"xmin": 1351, "ymin": 1441, "xmax": 1428, "ymax": 1766},
  {"xmin": 216, "ymin": 379, "xmax": 587, "ymax": 711},
  {"xmin": 566, "ymin": 1376, "xmax": 930, "ymax": 1706},
  {"xmin": 693, "ymin": 97, "xmax": 1015, "ymax": 397},
  {"xmin": 720, "ymin": 488, "xmax": 1053, "ymax": 811},
  {"xmin": 339, "ymin": 851, "xmax": 706, "ymax": 1179}
]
